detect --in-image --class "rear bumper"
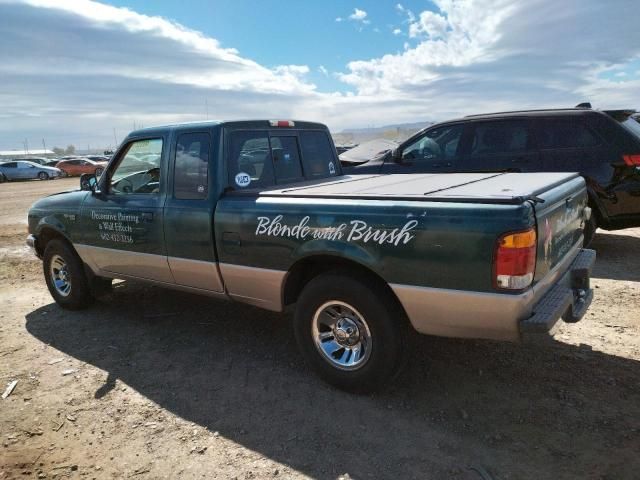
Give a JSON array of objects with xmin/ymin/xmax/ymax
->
[{"xmin": 520, "ymin": 248, "xmax": 596, "ymax": 339}]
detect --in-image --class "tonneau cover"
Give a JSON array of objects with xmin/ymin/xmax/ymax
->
[{"xmin": 258, "ymin": 172, "xmax": 581, "ymax": 205}]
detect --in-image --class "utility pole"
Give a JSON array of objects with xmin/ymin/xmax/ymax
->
[
  {"xmin": 206, "ymin": 99, "xmax": 209, "ymax": 120},
  {"xmin": 42, "ymin": 138, "xmax": 46, "ymax": 153},
  {"xmin": 24, "ymin": 138, "xmax": 29, "ymax": 155},
  {"xmin": 113, "ymin": 128, "xmax": 118, "ymax": 146}
]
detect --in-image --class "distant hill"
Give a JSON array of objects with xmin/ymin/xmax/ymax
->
[{"xmin": 332, "ymin": 121, "xmax": 434, "ymax": 146}]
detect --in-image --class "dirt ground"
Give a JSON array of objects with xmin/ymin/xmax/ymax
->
[{"xmin": 1, "ymin": 178, "xmax": 639, "ymax": 480}]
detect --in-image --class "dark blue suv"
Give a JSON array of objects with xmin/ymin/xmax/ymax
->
[{"xmin": 343, "ymin": 107, "xmax": 640, "ymax": 245}]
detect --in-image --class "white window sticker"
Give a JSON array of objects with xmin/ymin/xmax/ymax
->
[
  {"xmin": 328, "ymin": 162, "xmax": 336, "ymax": 175},
  {"xmin": 235, "ymin": 172, "xmax": 251, "ymax": 188}
]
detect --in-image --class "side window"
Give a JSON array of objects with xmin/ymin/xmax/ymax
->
[
  {"xmin": 537, "ymin": 119, "xmax": 600, "ymax": 149},
  {"xmin": 270, "ymin": 136, "xmax": 303, "ymax": 184},
  {"xmin": 110, "ymin": 138, "xmax": 163, "ymax": 195},
  {"xmin": 228, "ymin": 131, "xmax": 274, "ymax": 189},
  {"xmin": 174, "ymin": 132, "xmax": 210, "ymax": 200},
  {"xmin": 299, "ymin": 131, "xmax": 339, "ymax": 178},
  {"xmin": 403, "ymin": 124, "xmax": 464, "ymax": 162},
  {"xmin": 469, "ymin": 121, "xmax": 530, "ymax": 156},
  {"xmin": 3, "ymin": 162, "xmax": 16, "ymax": 168}
]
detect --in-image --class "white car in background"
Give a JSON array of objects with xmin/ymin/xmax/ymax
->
[{"xmin": 0, "ymin": 160, "xmax": 63, "ymax": 181}]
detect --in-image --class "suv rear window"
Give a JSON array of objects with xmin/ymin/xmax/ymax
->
[
  {"xmin": 620, "ymin": 117, "xmax": 640, "ymax": 141},
  {"xmin": 537, "ymin": 119, "xmax": 600, "ymax": 149},
  {"xmin": 469, "ymin": 121, "xmax": 529, "ymax": 156}
]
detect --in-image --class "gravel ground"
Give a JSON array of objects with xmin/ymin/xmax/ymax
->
[{"xmin": 1, "ymin": 178, "xmax": 638, "ymax": 480}]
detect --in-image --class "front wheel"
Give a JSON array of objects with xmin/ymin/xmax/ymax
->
[
  {"xmin": 38, "ymin": 172, "xmax": 49, "ymax": 180},
  {"xmin": 294, "ymin": 272, "xmax": 407, "ymax": 393},
  {"xmin": 43, "ymin": 239, "xmax": 94, "ymax": 310}
]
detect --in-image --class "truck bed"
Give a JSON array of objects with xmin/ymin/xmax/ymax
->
[{"xmin": 258, "ymin": 172, "xmax": 581, "ymax": 205}]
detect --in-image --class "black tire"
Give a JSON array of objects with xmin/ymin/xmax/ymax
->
[
  {"xmin": 43, "ymin": 239, "xmax": 94, "ymax": 310},
  {"xmin": 38, "ymin": 172, "xmax": 49, "ymax": 180},
  {"xmin": 294, "ymin": 272, "xmax": 408, "ymax": 393},
  {"xmin": 95, "ymin": 167, "xmax": 104, "ymax": 177},
  {"xmin": 583, "ymin": 214, "xmax": 597, "ymax": 247},
  {"xmin": 0, "ymin": 173, "xmax": 6, "ymax": 183}
]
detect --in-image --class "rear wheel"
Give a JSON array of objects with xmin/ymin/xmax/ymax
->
[
  {"xmin": 38, "ymin": 172, "xmax": 49, "ymax": 180},
  {"xmin": 43, "ymin": 239, "xmax": 94, "ymax": 310},
  {"xmin": 294, "ymin": 272, "xmax": 407, "ymax": 393}
]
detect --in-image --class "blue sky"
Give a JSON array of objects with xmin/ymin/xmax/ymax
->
[
  {"xmin": 103, "ymin": 0, "xmax": 422, "ymax": 91},
  {"xmin": 0, "ymin": 0, "xmax": 638, "ymax": 150},
  {"xmin": 105, "ymin": 0, "xmax": 429, "ymax": 92}
]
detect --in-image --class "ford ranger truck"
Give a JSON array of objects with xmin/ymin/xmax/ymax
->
[{"xmin": 27, "ymin": 120, "xmax": 595, "ymax": 392}]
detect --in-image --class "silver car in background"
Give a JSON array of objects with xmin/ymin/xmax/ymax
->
[{"xmin": 0, "ymin": 160, "xmax": 63, "ymax": 181}]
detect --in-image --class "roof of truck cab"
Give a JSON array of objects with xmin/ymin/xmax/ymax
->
[
  {"xmin": 128, "ymin": 120, "xmax": 328, "ymax": 137},
  {"xmin": 257, "ymin": 172, "xmax": 582, "ymax": 205}
]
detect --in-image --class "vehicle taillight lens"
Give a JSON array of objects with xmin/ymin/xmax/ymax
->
[
  {"xmin": 494, "ymin": 228, "xmax": 536, "ymax": 290},
  {"xmin": 622, "ymin": 154, "xmax": 640, "ymax": 166}
]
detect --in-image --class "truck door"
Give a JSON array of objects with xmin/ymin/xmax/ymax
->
[
  {"xmin": 78, "ymin": 137, "xmax": 172, "ymax": 283},
  {"xmin": 163, "ymin": 131, "xmax": 224, "ymax": 292}
]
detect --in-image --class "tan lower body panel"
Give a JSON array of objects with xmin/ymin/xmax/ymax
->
[
  {"xmin": 391, "ymin": 283, "xmax": 531, "ymax": 342},
  {"xmin": 218, "ymin": 263, "xmax": 286, "ymax": 312},
  {"xmin": 168, "ymin": 256, "xmax": 224, "ymax": 292},
  {"xmin": 75, "ymin": 244, "xmax": 174, "ymax": 283}
]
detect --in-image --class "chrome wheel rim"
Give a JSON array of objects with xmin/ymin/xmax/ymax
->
[
  {"xmin": 312, "ymin": 301, "xmax": 372, "ymax": 371},
  {"xmin": 50, "ymin": 254, "xmax": 71, "ymax": 297}
]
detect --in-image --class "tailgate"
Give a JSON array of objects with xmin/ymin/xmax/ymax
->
[{"xmin": 533, "ymin": 175, "xmax": 589, "ymax": 281}]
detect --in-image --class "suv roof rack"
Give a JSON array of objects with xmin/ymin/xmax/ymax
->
[{"xmin": 464, "ymin": 107, "xmax": 590, "ymax": 118}]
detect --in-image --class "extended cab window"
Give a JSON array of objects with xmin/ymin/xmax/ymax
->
[
  {"xmin": 469, "ymin": 121, "xmax": 530, "ymax": 156},
  {"xmin": 299, "ymin": 131, "xmax": 339, "ymax": 178},
  {"xmin": 228, "ymin": 131, "xmax": 275, "ymax": 189},
  {"xmin": 110, "ymin": 138, "xmax": 163, "ymax": 195},
  {"xmin": 174, "ymin": 133, "xmax": 209, "ymax": 200},
  {"xmin": 537, "ymin": 119, "xmax": 600, "ymax": 149},
  {"xmin": 403, "ymin": 124, "xmax": 463, "ymax": 163},
  {"xmin": 271, "ymin": 136, "xmax": 303, "ymax": 183}
]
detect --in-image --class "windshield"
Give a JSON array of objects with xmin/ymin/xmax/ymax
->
[{"xmin": 620, "ymin": 117, "xmax": 640, "ymax": 140}]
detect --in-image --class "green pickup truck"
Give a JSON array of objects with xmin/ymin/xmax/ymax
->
[{"xmin": 27, "ymin": 120, "xmax": 595, "ymax": 392}]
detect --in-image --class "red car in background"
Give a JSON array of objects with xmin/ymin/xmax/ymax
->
[{"xmin": 56, "ymin": 158, "xmax": 107, "ymax": 177}]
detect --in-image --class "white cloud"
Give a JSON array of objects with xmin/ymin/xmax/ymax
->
[
  {"xmin": 335, "ymin": 16, "xmax": 343, "ymax": 22},
  {"xmin": 318, "ymin": 65, "xmax": 329, "ymax": 76},
  {"xmin": 409, "ymin": 10, "xmax": 449, "ymax": 39},
  {"xmin": 393, "ymin": 28, "xmax": 402, "ymax": 36},
  {"xmin": 0, "ymin": 0, "xmax": 639, "ymax": 149},
  {"xmin": 349, "ymin": 8, "xmax": 368, "ymax": 21}
]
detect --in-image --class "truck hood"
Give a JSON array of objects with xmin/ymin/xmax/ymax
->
[{"xmin": 260, "ymin": 172, "xmax": 582, "ymax": 205}]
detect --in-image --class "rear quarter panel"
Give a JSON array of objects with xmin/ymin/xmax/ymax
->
[{"xmin": 215, "ymin": 195, "xmax": 535, "ymax": 293}]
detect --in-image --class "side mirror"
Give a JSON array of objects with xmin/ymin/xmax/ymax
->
[
  {"xmin": 80, "ymin": 173, "xmax": 98, "ymax": 192},
  {"xmin": 392, "ymin": 148, "xmax": 403, "ymax": 163}
]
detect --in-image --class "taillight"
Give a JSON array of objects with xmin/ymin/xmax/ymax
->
[
  {"xmin": 494, "ymin": 228, "xmax": 536, "ymax": 291},
  {"xmin": 622, "ymin": 154, "xmax": 640, "ymax": 166},
  {"xmin": 269, "ymin": 120, "xmax": 295, "ymax": 127}
]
